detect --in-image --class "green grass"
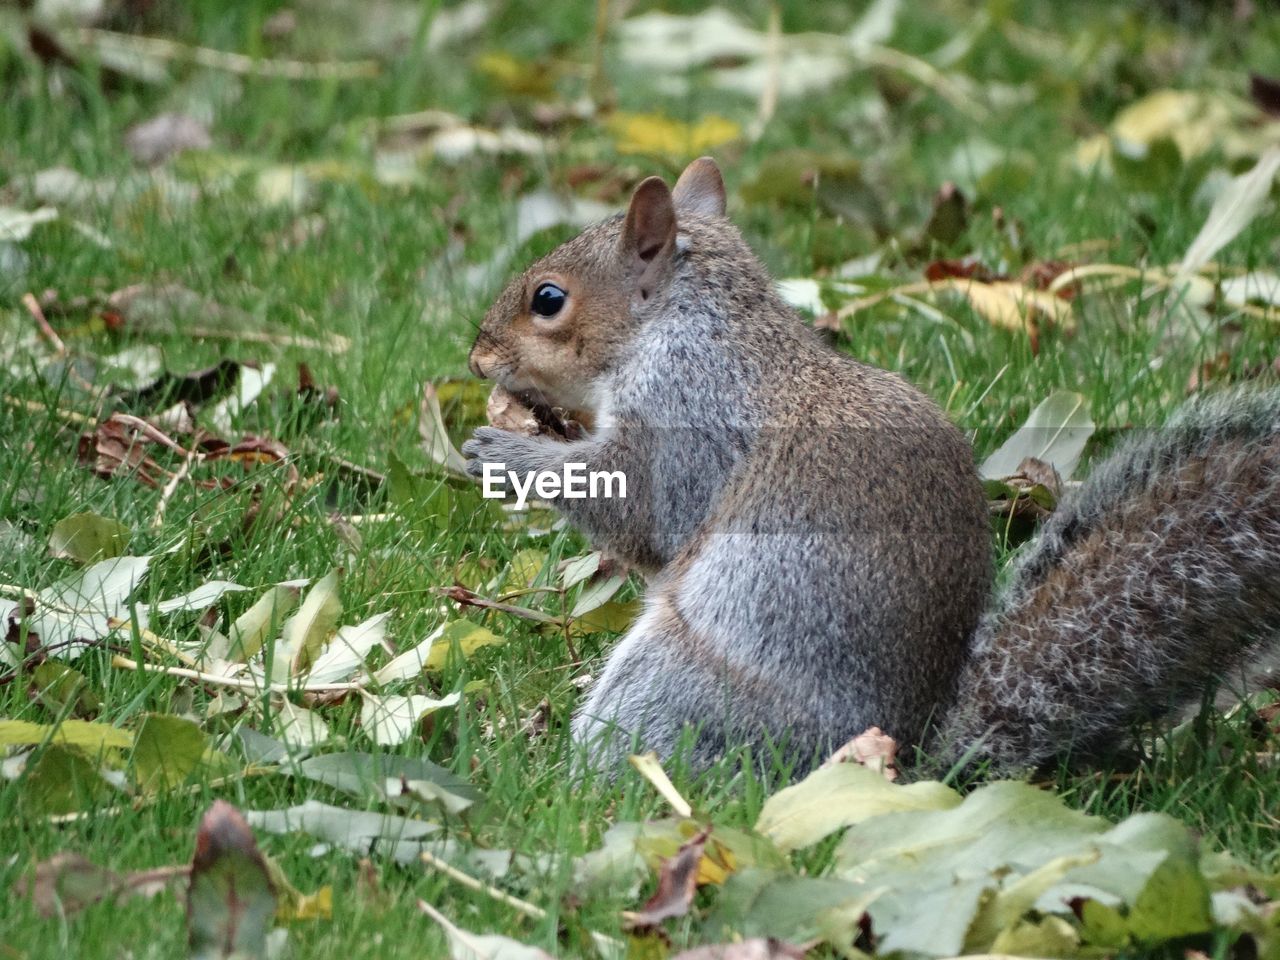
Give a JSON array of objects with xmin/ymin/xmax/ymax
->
[{"xmin": 3, "ymin": 0, "xmax": 1280, "ymax": 956}]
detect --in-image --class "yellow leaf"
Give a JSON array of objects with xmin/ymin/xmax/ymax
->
[
  {"xmin": 281, "ymin": 884, "xmax": 332, "ymax": 921},
  {"xmin": 696, "ymin": 842, "xmax": 737, "ymax": 885},
  {"xmin": 0, "ymin": 718, "xmax": 133, "ymax": 752},
  {"xmin": 372, "ymin": 620, "xmax": 504, "ymax": 683},
  {"xmin": 942, "ymin": 279, "xmax": 1075, "ymax": 334},
  {"xmin": 1110, "ymin": 89, "xmax": 1279, "ymax": 162},
  {"xmin": 475, "ymin": 51, "xmax": 556, "ymax": 97},
  {"xmin": 506, "ymin": 549, "xmax": 549, "ymax": 588},
  {"xmin": 628, "ymin": 751, "xmax": 692, "ymax": 818},
  {"xmin": 608, "ymin": 112, "xmax": 741, "ymax": 157}
]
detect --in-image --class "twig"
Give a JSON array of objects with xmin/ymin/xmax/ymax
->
[
  {"xmin": 106, "ymin": 620, "xmax": 201, "ymax": 668},
  {"xmin": 45, "ymin": 768, "xmax": 275, "ymax": 824},
  {"xmin": 834, "ymin": 280, "xmax": 939, "ymax": 320},
  {"xmin": 183, "ymin": 326, "xmax": 351, "ymax": 352},
  {"xmin": 1, "ymin": 395, "xmax": 94, "ymax": 427},
  {"xmin": 77, "ymin": 28, "xmax": 380, "ymax": 80},
  {"xmin": 21, "ymin": 293, "xmax": 67, "ymax": 356},
  {"xmin": 419, "ymin": 859, "xmax": 625, "ymax": 956},
  {"xmin": 110, "ymin": 654, "xmax": 368, "ymax": 694},
  {"xmin": 861, "ymin": 44, "xmax": 990, "ymax": 122},
  {"xmin": 419, "ymin": 850, "xmax": 546, "ymax": 920},
  {"xmin": 151, "ymin": 448, "xmax": 198, "ymax": 530},
  {"xmin": 109, "ymin": 414, "xmax": 199, "ymax": 456},
  {"xmin": 748, "ymin": 1, "xmax": 781, "ymax": 141}
]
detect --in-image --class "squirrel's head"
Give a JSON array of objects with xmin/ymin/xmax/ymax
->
[{"xmin": 468, "ymin": 156, "xmax": 727, "ymax": 415}]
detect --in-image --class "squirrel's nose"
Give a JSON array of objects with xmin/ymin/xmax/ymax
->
[{"xmin": 469, "ymin": 352, "xmax": 489, "ymax": 379}]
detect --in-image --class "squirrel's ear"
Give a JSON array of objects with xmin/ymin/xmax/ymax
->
[
  {"xmin": 620, "ymin": 176, "xmax": 677, "ymax": 277},
  {"xmin": 672, "ymin": 157, "xmax": 726, "ymax": 217}
]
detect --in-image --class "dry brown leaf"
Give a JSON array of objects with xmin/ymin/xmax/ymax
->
[
  {"xmin": 624, "ymin": 826, "xmax": 711, "ymax": 930},
  {"xmin": 943, "ymin": 279, "xmax": 1076, "ymax": 335},
  {"xmin": 17, "ymin": 852, "xmax": 188, "ymax": 918},
  {"xmin": 822, "ymin": 726, "xmax": 899, "ymax": 781}
]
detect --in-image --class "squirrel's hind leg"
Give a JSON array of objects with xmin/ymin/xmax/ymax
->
[{"xmin": 570, "ymin": 587, "xmax": 739, "ymax": 775}]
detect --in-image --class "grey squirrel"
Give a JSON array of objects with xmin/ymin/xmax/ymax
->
[{"xmin": 462, "ymin": 157, "xmax": 1280, "ymax": 775}]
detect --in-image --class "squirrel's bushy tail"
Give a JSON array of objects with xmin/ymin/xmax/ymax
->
[{"xmin": 938, "ymin": 387, "xmax": 1280, "ymax": 772}]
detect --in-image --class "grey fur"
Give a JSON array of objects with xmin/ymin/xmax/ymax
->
[
  {"xmin": 936, "ymin": 388, "xmax": 1280, "ymax": 772},
  {"xmin": 465, "ymin": 160, "xmax": 1280, "ymax": 776}
]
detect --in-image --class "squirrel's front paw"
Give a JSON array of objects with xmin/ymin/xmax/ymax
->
[{"xmin": 462, "ymin": 426, "xmax": 529, "ymax": 481}]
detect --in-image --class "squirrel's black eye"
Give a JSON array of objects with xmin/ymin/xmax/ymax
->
[{"xmin": 530, "ymin": 282, "xmax": 567, "ymax": 319}]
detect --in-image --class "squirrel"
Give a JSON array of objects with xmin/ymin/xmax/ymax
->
[{"xmin": 462, "ymin": 157, "xmax": 1280, "ymax": 776}]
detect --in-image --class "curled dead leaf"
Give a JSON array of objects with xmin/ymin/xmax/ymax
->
[
  {"xmin": 624, "ymin": 826, "xmax": 711, "ymax": 930},
  {"xmin": 822, "ymin": 726, "xmax": 899, "ymax": 781}
]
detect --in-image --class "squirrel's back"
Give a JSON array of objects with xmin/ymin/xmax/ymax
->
[{"xmin": 939, "ymin": 387, "xmax": 1280, "ymax": 770}]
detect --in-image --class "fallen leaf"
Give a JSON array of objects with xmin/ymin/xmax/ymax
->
[
  {"xmin": 305, "ymin": 612, "xmax": 391, "ymax": 684},
  {"xmin": 756, "ymin": 761, "xmax": 960, "ymax": 853},
  {"xmin": 0, "ymin": 718, "xmax": 133, "ymax": 752},
  {"xmin": 47, "ymin": 512, "xmax": 130, "ymax": 564},
  {"xmin": 607, "ymin": 112, "xmax": 741, "ymax": 157},
  {"xmin": 131, "ymin": 713, "xmax": 208, "ymax": 791},
  {"xmin": 625, "ymin": 826, "xmax": 711, "ymax": 929},
  {"xmin": 0, "ymin": 206, "xmax": 59, "ymax": 242},
  {"xmin": 979, "ymin": 391, "xmax": 1094, "ymax": 481},
  {"xmin": 188, "ymin": 801, "xmax": 277, "ymax": 960},
  {"xmin": 3, "ymin": 555, "xmax": 152, "ymax": 659},
  {"xmin": 372, "ymin": 619, "xmax": 504, "ymax": 683},
  {"xmin": 629, "ymin": 752, "xmax": 693, "ymax": 818},
  {"xmin": 272, "ymin": 700, "xmax": 332, "ymax": 749},
  {"xmin": 295, "ymin": 751, "xmax": 483, "ymax": 815},
  {"xmin": 418, "ymin": 899, "xmax": 554, "ymax": 959},
  {"xmin": 420, "ymin": 382, "xmax": 471, "ymax": 477},
  {"xmin": 1177, "ymin": 147, "xmax": 1280, "ymax": 282},
  {"xmin": 359, "ymin": 692, "xmax": 461, "ymax": 746},
  {"xmin": 822, "ymin": 726, "xmax": 898, "ymax": 780},
  {"xmin": 17, "ymin": 853, "xmax": 187, "ymax": 918},
  {"xmin": 227, "ymin": 584, "xmax": 301, "ymax": 662},
  {"xmin": 278, "ymin": 568, "xmax": 343, "ymax": 677}
]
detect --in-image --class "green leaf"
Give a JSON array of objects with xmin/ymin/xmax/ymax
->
[
  {"xmin": 755, "ymin": 762, "xmax": 960, "ymax": 853},
  {"xmin": 707, "ymin": 869, "xmax": 873, "ymax": 944},
  {"xmin": 295, "ymin": 751, "xmax": 483, "ymax": 816},
  {"xmin": 359, "ymin": 692, "xmax": 461, "ymax": 746},
  {"xmin": 132, "ymin": 713, "xmax": 207, "ymax": 791},
  {"xmin": 279, "ymin": 568, "xmax": 343, "ymax": 677},
  {"xmin": 226, "ymin": 584, "xmax": 301, "ymax": 662},
  {"xmin": 372, "ymin": 619, "xmax": 504, "ymax": 683},
  {"xmin": 387, "ymin": 449, "xmax": 451, "ymax": 530},
  {"xmin": 874, "ymin": 877, "xmax": 990, "ymax": 957},
  {"xmin": 31, "ymin": 662, "xmax": 102, "ymax": 716},
  {"xmin": 18, "ymin": 743, "xmax": 116, "ymax": 816},
  {"xmin": 0, "ymin": 718, "xmax": 133, "ymax": 752},
  {"xmin": 187, "ymin": 801, "xmax": 277, "ymax": 960},
  {"xmin": 570, "ymin": 573, "xmax": 627, "ymax": 618},
  {"xmin": 979, "ymin": 391, "xmax": 1094, "ymax": 481},
  {"xmin": 48, "ymin": 512, "xmax": 131, "ymax": 563}
]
